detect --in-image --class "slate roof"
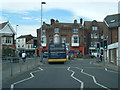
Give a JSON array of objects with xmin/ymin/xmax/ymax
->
[
  {"xmin": 84, "ymin": 21, "xmax": 107, "ymax": 30},
  {"xmin": 17, "ymin": 34, "xmax": 34, "ymax": 42},
  {"xmin": 104, "ymin": 14, "xmax": 120, "ymax": 28},
  {"xmin": 0, "ymin": 21, "xmax": 8, "ymax": 30}
]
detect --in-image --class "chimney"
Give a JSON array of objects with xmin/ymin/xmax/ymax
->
[
  {"xmin": 74, "ymin": 19, "xmax": 77, "ymax": 23},
  {"xmin": 51, "ymin": 19, "xmax": 55, "ymax": 25},
  {"xmin": 80, "ymin": 18, "xmax": 83, "ymax": 25},
  {"xmin": 56, "ymin": 19, "xmax": 59, "ymax": 23},
  {"xmin": 43, "ymin": 22, "xmax": 45, "ymax": 24}
]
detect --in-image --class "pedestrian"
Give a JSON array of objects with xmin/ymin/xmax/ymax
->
[
  {"xmin": 97, "ymin": 53, "xmax": 100, "ymax": 62},
  {"xmin": 22, "ymin": 51, "xmax": 26, "ymax": 62},
  {"xmin": 100, "ymin": 55, "xmax": 102, "ymax": 62},
  {"xmin": 19, "ymin": 52, "xmax": 22, "ymax": 58}
]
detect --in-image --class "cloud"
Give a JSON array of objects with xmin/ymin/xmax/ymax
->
[
  {"xmin": 1, "ymin": 0, "xmax": 119, "ymax": 3},
  {"xmin": 12, "ymin": 24, "xmax": 39, "ymax": 37},
  {"xmin": 22, "ymin": 17, "xmax": 33, "ymax": 20},
  {"xmin": 1, "ymin": 0, "xmax": 118, "ymax": 22},
  {"xmin": 0, "ymin": 16, "xmax": 7, "ymax": 23}
]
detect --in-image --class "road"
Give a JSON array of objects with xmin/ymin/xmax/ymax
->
[{"xmin": 2, "ymin": 58, "xmax": 119, "ymax": 90}]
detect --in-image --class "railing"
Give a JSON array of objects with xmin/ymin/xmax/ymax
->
[{"xmin": 2, "ymin": 56, "xmax": 41, "ymax": 81}]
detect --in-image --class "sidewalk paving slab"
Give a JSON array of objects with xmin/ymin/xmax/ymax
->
[{"xmin": 93, "ymin": 61, "xmax": 119, "ymax": 72}]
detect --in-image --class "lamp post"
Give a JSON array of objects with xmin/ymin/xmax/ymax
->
[
  {"xmin": 16, "ymin": 25, "xmax": 19, "ymax": 57},
  {"xmin": 40, "ymin": 2, "xmax": 46, "ymax": 61},
  {"xmin": 16, "ymin": 25, "xmax": 19, "ymax": 39}
]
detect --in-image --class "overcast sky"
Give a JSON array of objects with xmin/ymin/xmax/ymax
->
[{"xmin": 0, "ymin": 0, "xmax": 119, "ymax": 37}]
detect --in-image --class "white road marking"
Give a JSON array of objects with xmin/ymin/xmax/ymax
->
[
  {"xmin": 67, "ymin": 67, "xmax": 84, "ymax": 90},
  {"xmin": 75, "ymin": 67, "xmax": 110, "ymax": 90},
  {"xmin": 105, "ymin": 68, "xmax": 118, "ymax": 73},
  {"xmin": 90, "ymin": 61, "xmax": 92, "ymax": 64},
  {"xmin": 10, "ymin": 67, "xmax": 43, "ymax": 90}
]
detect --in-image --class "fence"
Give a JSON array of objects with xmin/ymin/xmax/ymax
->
[{"xmin": 2, "ymin": 57, "xmax": 41, "ymax": 81}]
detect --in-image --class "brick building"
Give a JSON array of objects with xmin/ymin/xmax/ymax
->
[
  {"xmin": 37, "ymin": 19, "xmax": 87, "ymax": 57},
  {"xmin": 37, "ymin": 19, "xmax": 108, "ymax": 57},
  {"xmin": 104, "ymin": 14, "xmax": 120, "ymax": 65},
  {"xmin": 84, "ymin": 20, "xmax": 108, "ymax": 57}
]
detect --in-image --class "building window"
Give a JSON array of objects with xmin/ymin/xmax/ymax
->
[
  {"xmin": 22, "ymin": 45, "xmax": 24, "ymax": 47},
  {"xmin": 91, "ymin": 42, "xmax": 94, "ymax": 46},
  {"xmin": 73, "ymin": 28, "xmax": 78, "ymax": 33},
  {"xmin": 5, "ymin": 37, "xmax": 12, "ymax": 44},
  {"xmin": 74, "ymin": 37, "xmax": 78, "ymax": 43},
  {"xmin": 94, "ymin": 33, "xmax": 99, "ymax": 38},
  {"xmin": 18, "ymin": 44, "xmax": 20, "ymax": 48},
  {"xmin": 28, "ymin": 44, "xmax": 30, "ymax": 48},
  {"xmin": 62, "ymin": 37, "xmax": 66, "ymax": 43},
  {"xmin": 92, "ymin": 26, "xmax": 98, "ymax": 31},
  {"xmin": 91, "ymin": 34, "xmax": 94, "ymax": 38},
  {"xmin": 49, "ymin": 37, "xmax": 53, "ymax": 43},
  {"xmin": 42, "ymin": 36, "xmax": 46, "ymax": 43},
  {"xmin": 91, "ymin": 33, "xmax": 99, "ymax": 38},
  {"xmin": 72, "ymin": 35, "xmax": 79, "ymax": 43},
  {"xmin": 22, "ymin": 38, "xmax": 24, "ymax": 41},
  {"xmin": 54, "ymin": 28, "xmax": 59, "ymax": 33},
  {"xmin": 42, "ymin": 30, "xmax": 46, "ymax": 35},
  {"xmin": 18, "ymin": 40, "xmax": 20, "ymax": 42},
  {"xmin": 2, "ymin": 37, "xmax": 5, "ymax": 44},
  {"xmin": 31, "ymin": 44, "xmax": 33, "ymax": 48},
  {"xmin": 54, "ymin": 34, "xmax": 60, "ymax": 43},
  {"xmin": 94, "ymin": 42, "xmax": 99, "ymax": 47},
  {"xmin": 91, "ymin": 42, "xmax": 99, "ymax": 47}
]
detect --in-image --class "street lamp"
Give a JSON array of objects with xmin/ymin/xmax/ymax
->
[
  {"xmin": 16, "ymin": 25, "xmax": 19, "ymax": 38},
  {"xmin": 41, "ymin": 2, "xmax": 46, "ymax": 42},
  {"xmin": 40, "ymin": 2, "xmax": 46, "ymax": 61},
  {"xmin": 16, "ymin": 25, "xmax": 19, "ymax": 57},
  {"xmin": 16, "ymin": 25, "xmax": 19, "ymax": 48}
]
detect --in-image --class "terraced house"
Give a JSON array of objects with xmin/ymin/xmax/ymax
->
[
  {"xmin": 37, "ymin": 19, "xmax": 86, "ymax": 57},
  {"xmin": 37, "ymin": 19, "xmax": 108, "ymax": 58},
  {"xmin": 84, "ymin": 20, "xmax": 108, "ymax": 57}
]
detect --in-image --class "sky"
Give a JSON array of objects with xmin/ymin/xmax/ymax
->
[{"xmin": 0, "ymin": 0, "xmax": 119, "ymax": 37}]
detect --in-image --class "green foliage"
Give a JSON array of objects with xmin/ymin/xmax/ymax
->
[{"xmin": 2, "ymin": 47, "xmax": 16, "ymax": 56}]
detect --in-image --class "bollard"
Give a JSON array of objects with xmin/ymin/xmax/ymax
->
[
  {"xmin": 19, "ymin": 58, "xmax": 22, "ymax": 73},
  {"xmin": 10, "ymin": 58, "xmax": 13, "ymax": 76}
]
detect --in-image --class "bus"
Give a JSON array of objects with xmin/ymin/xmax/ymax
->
[{"xmin": 48, "ymin": 43, "xmax": 67, "ymax": 63}]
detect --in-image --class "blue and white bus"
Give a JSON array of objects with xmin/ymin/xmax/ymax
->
[{"xmin": 48, "ymin": 43, "xmax": 67, "ymax": 63}]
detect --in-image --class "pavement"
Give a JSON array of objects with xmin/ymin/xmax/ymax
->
[
  {"xmin": 2, "ymin": 56, "xmax": 43, "ymax": 83},
  {"xmin": 92, "ymin": 59, "xmax": 119, "ymax": 72}
]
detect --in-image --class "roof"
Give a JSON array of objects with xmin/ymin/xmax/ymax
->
[
  {"xmin": 84, "ymin": 21, "xmax": 106, "ymax": 30},
  {"xmin": 17, "ymin": 34, "xmax": 34, "ymax": 42},
  {"xmin": 104, "ymin": 14, "xmax": 120, "ymax": 28},
  {"xmin": 27, "ymin": 39, "xmax": 34, "ymax": 44},
  {"xmin": 17, "ymin": 34, "xmax": 33, "ymax": 39},
  {"xmin": 0, "ymin": 21, "xmax": 16, "ymax": 35},
  {"xmin": 0, "ymin": 21, "xmax": 9, "ymax": 30}
]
